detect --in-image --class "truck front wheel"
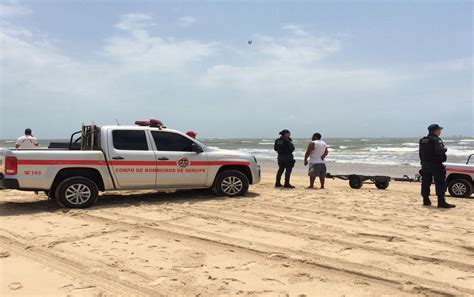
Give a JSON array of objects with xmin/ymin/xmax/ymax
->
[
  {"xmin": 55, "ymin": 177, "xmax": 99, "ymax": 208},
  {"xmin": 214, "ymin": 170, "xmax": 249, "ymax": 197},
  {"xmin": 448, "ymin": 179, "xmax": 472, "ymax": 198}
]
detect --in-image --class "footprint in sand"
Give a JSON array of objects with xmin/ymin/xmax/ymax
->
[
  {"xmin": 9, "ymin": 282, "xmax": 23, "ymax": 290},
  {"xmin": 262, "ymin": 278, "xmax": 286, "ymax": 285},
  {"xmin": 149, "ymin": 276, "xmax": 167, "ymax": 286},
  {"xmin": 0, "ymin": 251, "xmax": 10, "ymax": 258},
  {"xmin": 222, "ymin": 278, "xmax": 246, "ymax": 285}
]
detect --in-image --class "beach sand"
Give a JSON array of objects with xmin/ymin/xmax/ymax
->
[{"xmin": 1, "ymin": 172, "xmax": 473, "ymax": 296}]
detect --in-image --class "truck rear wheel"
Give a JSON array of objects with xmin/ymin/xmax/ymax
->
[
  {"xmin": 448, "ymin": 179, "xmax": 472, "ymax": 198},
  {"xmin": 214, "ymin": 170, "xmax": 249, "ymax": 197},
  {"xmin": 55, "ymin": 177, "xmax": 99, "ymax": 208}
]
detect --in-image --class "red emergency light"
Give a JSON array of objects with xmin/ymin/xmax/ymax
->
[
  {"xmin": 135, "ymin": 119, "xmax": 165, "ymax": 128},
  {"xmin": 135, "ymin": 120, "xmax": 150, "ymax": 126},
  {"xmin": 149, "ymin": 119, "xmax": 163, "ymax": 127}
]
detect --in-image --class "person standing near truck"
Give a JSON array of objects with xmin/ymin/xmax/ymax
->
[
  {"xmin": 304, "ymin": 133, "xmax": 328, "ymax": 189},
  {"xmin": 274, "ymin": 129, "xmax": 295, "ymax": 188},
  {"xmin": 15, "ymin": 128, "xmax": 39, "ymax": 149},
  {"xmin": 419, "ymin": 124, "xmax": 455, "ymax": 208}
]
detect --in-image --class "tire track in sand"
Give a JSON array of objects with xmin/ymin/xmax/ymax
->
[
  {"xmin": 170, "ymin": 206, "xmax": 474, "ymax": 271},
  {"xmin": 0, "ymin": 234, "xmax": 161, "ymax": 297},
  {"xmin": 73, "ymin": 210, "xmax": 473, "ymax": 297}
]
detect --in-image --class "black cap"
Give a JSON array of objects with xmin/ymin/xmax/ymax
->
[
  {"xmin": 279, "ymin": 129, "xmax": 290, "ymax": 135},
  {"xmin": 428, "ymin": 124, "xmax": 443, "ymax": 131}
]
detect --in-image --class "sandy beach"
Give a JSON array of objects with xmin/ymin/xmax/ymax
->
[{"xmin": 1, "ymin": 172, "xmax": 473, "ymax": 296}]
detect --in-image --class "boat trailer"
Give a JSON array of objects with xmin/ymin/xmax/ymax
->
[{"xmin": 326, "ymin": 173, "xmax": 421, "ymax": 190}]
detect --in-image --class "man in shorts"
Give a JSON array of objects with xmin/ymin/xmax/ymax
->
[{"xmin": 304, "ymin": 133, "xmax": 328, "ymax": 189}]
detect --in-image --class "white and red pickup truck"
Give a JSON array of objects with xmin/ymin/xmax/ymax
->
[
  {"xmin": 445, "ymin": 154, "xmax": 474, "ymax": 198},
  {"xmin": 0, "ymin": 121, "xmax": 261, "ymax": 208}
]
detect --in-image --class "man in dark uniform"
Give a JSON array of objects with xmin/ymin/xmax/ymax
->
[
  {"xmin": 419, "ymin": 124, "xmax": 455, "ymax": 208},
  {"xmin": 274, "ymin": 129, "xmax": 295, "ymax": 188}
]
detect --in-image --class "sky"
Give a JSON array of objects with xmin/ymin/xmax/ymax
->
[{"xmin": 0, "ymin": 0, "xmax": 472, "ymax": 139}]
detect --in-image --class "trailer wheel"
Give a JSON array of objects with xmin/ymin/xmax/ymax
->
[
  {"xmin": 375, "ymin": 181, "xmax": 390, "ymax": 190},
  {"xmin": 448, "ymin": 179, "xmax": 472, "ymax": 198},
  {"xmin": 55, "ymin": 177, "xmax": 99, "ymax": 208},
  {"xmin": 349, "ymin": 176, "xmax": 363, "ymax": 189}
]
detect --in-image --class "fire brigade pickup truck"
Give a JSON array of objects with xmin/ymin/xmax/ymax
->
[
  {"xmin": 445, "ymin": 154, "xmax": 474, "ymax": 198},
  {"xmin": 0, "ymin": 121, "xmax": 261, "ymax": 208}
]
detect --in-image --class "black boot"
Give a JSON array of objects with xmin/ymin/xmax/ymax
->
[
  {"xmin": 423, "ymin": 197, "xmax": 431, "ymax": 206},
  {"xmin": 275, "ymin": 182, "xmax": 283, "ymax": 187},
  {"xmin": 438, "ymin": 198, "xmax": 455, "ymax": 208},
  {"xmin": 283, "ymin": 183, "xmax": 295, "ymax": 189}
]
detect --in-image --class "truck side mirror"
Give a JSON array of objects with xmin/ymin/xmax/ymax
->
[{"xmin": 192, "ymin": 143, "xmax": 203, "ymax": 153}]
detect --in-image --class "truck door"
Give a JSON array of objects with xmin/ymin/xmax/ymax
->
[
  {"xmin": 151, "ymin": 131, "xmax": 208, "ymax": 187},
  {"xmin": 108, "ymin": 129, "xmax": 157, "ymax": 189}
]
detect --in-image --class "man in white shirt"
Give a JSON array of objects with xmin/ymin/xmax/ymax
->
[
  {"xmin": 304, "ymin": 133, "xmax": 328, "ymax": 189},
  {"xmin": 16, "ymin": 128, "xmax": 39, "ymax": 149}
]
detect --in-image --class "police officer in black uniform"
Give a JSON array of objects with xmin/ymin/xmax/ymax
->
[
  {"xmin": 274, "ymin": 129, "xmax": 295, "ymax": 188},
  {"xmin": 419, "ymin": 124, "xmax": 455, "ymax": 208}
]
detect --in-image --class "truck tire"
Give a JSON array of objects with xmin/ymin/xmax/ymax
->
[
  {"xmin": 349, "ymin": 176, "xmax": 363, "ymax": 189},
  {"xmin": 448, "ymin": 179, "xmax": 472, "ymax": 198},
  {"xmin": 375, "ymin": 181, "xmax": 390, "ymax": 190},
  {"xmin": 55, "ymin": 177, "xmax": 99, "ymax": 208},
  {"xmin": 214, "ymin": 170, "xmax": 249, "ymax": 197}
]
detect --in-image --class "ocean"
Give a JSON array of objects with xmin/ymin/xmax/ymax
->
[{"xmin": 1, "ymin": 137, "xmax": 473, "ymax": 177}]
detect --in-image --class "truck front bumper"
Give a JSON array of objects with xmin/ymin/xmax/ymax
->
[
  {"xmin": 253, "ymin": 165, "xmax": 261, "ymax": 184},
  {"xmin": 0, "ymin": 174, "xmax": 19, "ymax": 189}
]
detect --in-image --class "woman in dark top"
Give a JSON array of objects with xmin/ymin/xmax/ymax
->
[{"xmin": 274, "ymin": 129, "xmax": 295, "ymax": 188}]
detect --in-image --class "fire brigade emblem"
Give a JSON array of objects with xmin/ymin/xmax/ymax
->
[{"xmin": 177, "ymin": 157, "xmax": 190, "ymax": 168}]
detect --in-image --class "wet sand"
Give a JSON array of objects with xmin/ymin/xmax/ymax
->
[{"xmin": 1, "ymin": 173, "xmax": 473, "ymax": 296}]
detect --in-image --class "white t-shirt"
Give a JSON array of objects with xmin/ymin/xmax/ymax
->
[
  {"xmin": 309, "ymin": 140, "xmax": 327, "ymax": 164},
  {"xmin": 16, "ymin": 135, "xmax": 39, "ymax": 149}
]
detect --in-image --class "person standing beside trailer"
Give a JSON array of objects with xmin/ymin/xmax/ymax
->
[
  {"xmin": 274, "ymin": 129, "xmax": 295, "ymax": 188},
  {"xmin": 419, "ymin": 124, "xmax": 455, "ymax": 208},
  {"xmin": 15, "ymin": 128, "xmax": 39, "ymax": 149},
  {"xmin": 304, "ymin": 133, "xmax": 328, "ymax": 189}
]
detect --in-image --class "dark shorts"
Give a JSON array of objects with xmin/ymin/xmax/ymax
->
[{"xmin": 308, "ymin": 163, "xmax": 326, "ymax": 177}]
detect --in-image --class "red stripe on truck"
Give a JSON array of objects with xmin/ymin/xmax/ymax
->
[
  {"xmin": 446, "ymin": 168, "xmax": 474, "ymax": 174},
  {"xmin": 193, "ymin": 161, "xmax": 251, "ymax": 166},
  {"xmin": 17, "ymin": 159, "xmax": 107, "ymax": 165},
  {"xmin": 109, "ymin": 160, "xmax": 158, "ymax": 166},
  {"xmin": 16, "ymin": 159, "xmax": 251, "ymax": 167}
]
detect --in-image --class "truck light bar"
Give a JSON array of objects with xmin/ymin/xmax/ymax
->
[
  {"xmin": 135, "ymin": 120, "xmax": 150, "ymax": 126},
  {"xmin": 135, "ymin": 119, "xmax": 166, "ymax": 128}
]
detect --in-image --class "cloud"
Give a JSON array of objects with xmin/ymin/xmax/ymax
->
[
  {"xmin": 0, "ymin": 0, "xmax": 31, "ymax": 18},
  {"xmin": 281, "ymin": 24, "xmax": 308, "ymax": 36},
  {"xmin": 198, "ymin": 25, "xmax": 403, "ymax": 91},
  {"xmin": 0, "ymin": 12, "xmax": 222, "ymax": 137},
  {"xmin": 0, "ymin": 12, "xmax": 472, "ymax": 138},
  {"xmin": 104, "ymin": 14, "xmax": 217, "ymax": 69},
  {"xmin": 421, "ymin": 57, "xmax": 473, "ymax": 72},
  {"xmin": 114, "ymin": 13, "xmax": 154, "ymax": 33},
  {"xmin": 177, "ymin": 16, "xmax": 197, "ymax": 27}
]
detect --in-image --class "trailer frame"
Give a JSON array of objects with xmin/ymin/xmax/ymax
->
[{"xmin": 326, "ymin": 173, "xmax": 419, "ymax": 190}]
